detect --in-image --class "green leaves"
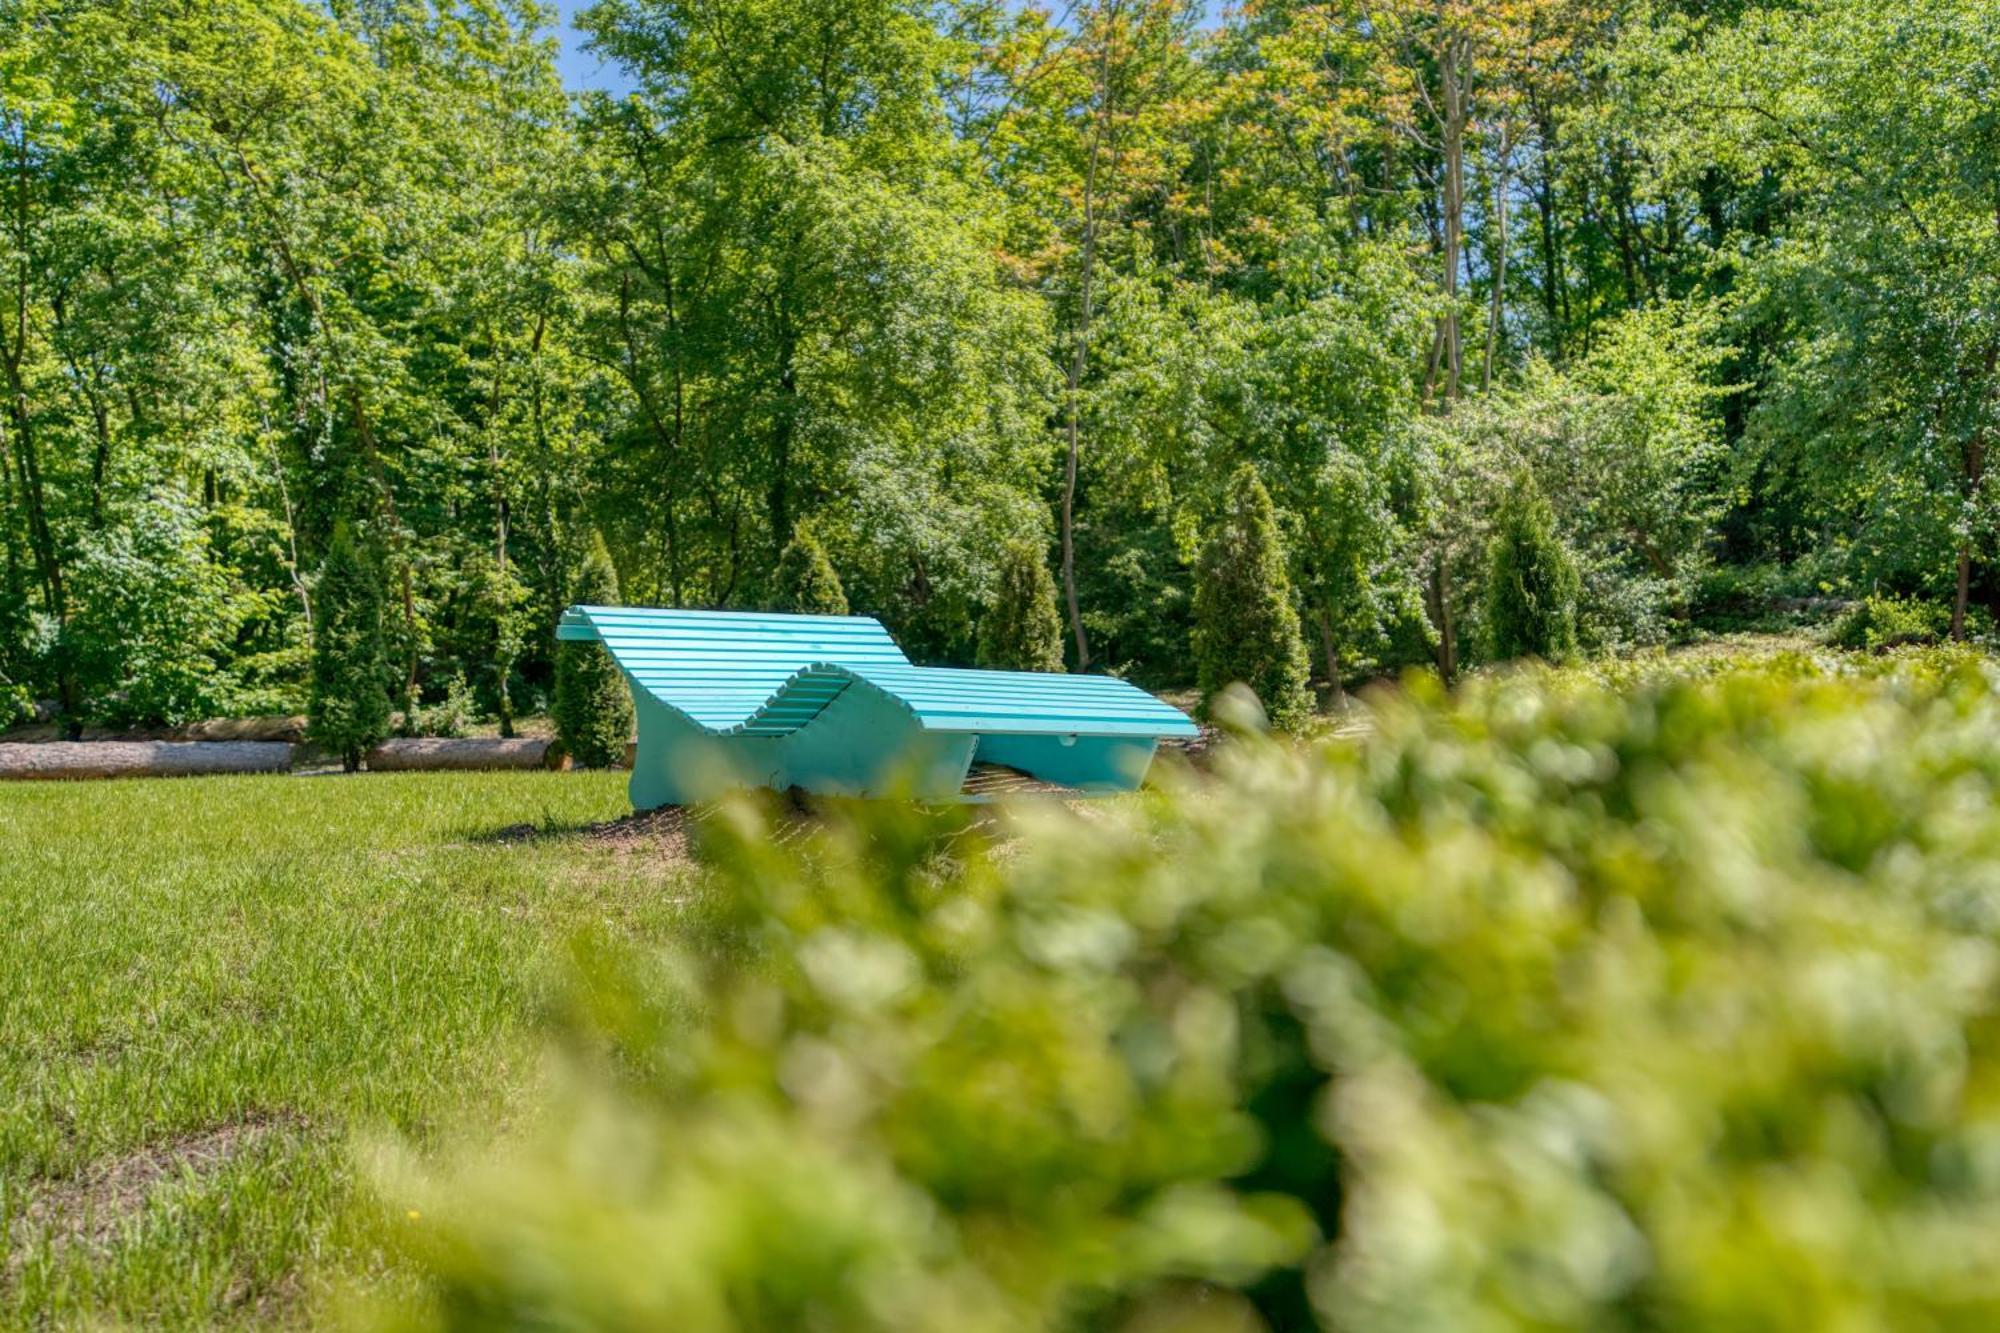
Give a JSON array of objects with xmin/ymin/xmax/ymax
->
[
  {"xmin": 1485, "ymin": 471, "xmax": 1581, "ymax": 662},
  {"xmin": 2, "ymin": 0, "xmax": 1994, "ymax": 745},
  {"xmin": 64, "ymin": 492, "xmax": 262, "ymax": 726},
  {"xmin": 1658, "ymin": 0, "xmax": 2000, "ymax": 603},
  {"xmin": 572, "ymin": 0, "xmax": 1053, "ymax": 657}
]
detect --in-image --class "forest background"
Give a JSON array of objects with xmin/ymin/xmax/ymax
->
[{"xmin": 3, "ymin": 0, "xmax": 1994, "ymax": 733}]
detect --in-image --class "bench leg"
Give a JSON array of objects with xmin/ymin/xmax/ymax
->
[{"xmin": 628, "ymin": 693, "xmax": 759, "ymax": 810}]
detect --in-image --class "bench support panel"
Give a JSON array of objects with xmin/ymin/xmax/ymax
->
[
  {"xmin": 774, "ymin": 683, "xmax": 976, "ymax": 801},
  {"xmin": 627, "ymin": 680, "xmax": 979, "ymax": 809},
  {"xmin": 971, "ymin": 734, "xmax": 1159, "ymax": 792},
  {"xmin": 628, "ymin": 692, "xmax": 780, "ymax": 810}
]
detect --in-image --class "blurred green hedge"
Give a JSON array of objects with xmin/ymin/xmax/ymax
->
[{"xmin": 371, "ymin": 649, "xmax": 2000, "ymax": 1332}]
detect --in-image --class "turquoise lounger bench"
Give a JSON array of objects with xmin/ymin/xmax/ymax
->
[{"xmin": 557, "ymin": 605, "xmax": 1199, "ymax": 807}]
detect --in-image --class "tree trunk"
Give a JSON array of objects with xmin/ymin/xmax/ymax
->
[
  {"xmin": 493, "ymin": 470, "xmax": 514, "ymax": 741},
  {"xmin": 269, "ymin": 441, "xmax": 313, "ymax": 641},
  {"xmin": 4, "ymin": 132, "xmax": 76, "ymax": 723},
  {"xmin": 1953, "ymin": 343, "xmax": 1997, "ymax": 640},
  {"xmin": 1428, "ymin": 552, "xmax": 1457, "ymax": 683},
  {"xmin": 1061, "ymin": 25, "xmax": 1116, "ymax": 674},
  {"xmin": 1533, "ymin": 98, "xmax": 1565, "ymax": 364},
  {"xmin": 614, "ymin": 270, "xmax": 684, "ymax": 605},
  {"xmin": 48, "ymin": 294, "xmax": 116, "ymax": 529},
  {"xmin": 365, "ymin": 737, "xmax": 557, "ymax": 772},
  {"xmin": 1316, "ymin": 605, "xmax": 1346, "ymax": 704},
  {"xmin": 397, "ymin": 559, "xmax": 420, "ymax": 735},
  {"xmin": 1413, "ymin": 38, "xmax": 1471, "ymax": 680},
  {"xmin": 769, "ymin": 311, "xmax": 797, "ymax": 556},
  {"xmin": 489, "ymin": 320, "xmax": 515, "ymax": 741},
  {"xmin": 1608, "ymin": 150, "xmax": 1645, "ymax": 304},
  {"xmin": 2, "ymin": 359, "xmax": 74, "ymax": 721},
  {"xmin": 0, "ymin": 400, "xmax": 20, "ymax": 608},
  {"xmin": 0, "ymin": 740, "xmax": 294, "ymax": 781},
  {"xmin": 1432, "ymin": 36, "xmax": 1469, "ymax": 404},
  {"xmin": 1482, "ymin": 124, "xmax": 1513, "ymax": 394},
  {"xmin": 1954, "ymin": 539, "xmax": 1973, "ymax": 643}
]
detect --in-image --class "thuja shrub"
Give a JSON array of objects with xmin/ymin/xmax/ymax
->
[
  {"xmin": 1194, "ymin": 465, "xmax": 1313, "ymax": 729},
  {"xmin": 977, "ymin": 539, "xmax": 1065, "ymax": 672},
  {"xmin": 307, "ymin": 526, "xmax": 392, "ymax": 771},
  {"xmin": 372, "ymin": 651, "xmax": 2000, "ymax": 1331},
  {"xmin": 1486, "ymin": 472, "xmax": 1581, "ymax": 664},
  {"xmin": 553, "ymin": 533, "xmax": 634, "ymax": 769},
  {"xmin": 772, "ymin": 527, "xmax": 850, "ymax": 617}
]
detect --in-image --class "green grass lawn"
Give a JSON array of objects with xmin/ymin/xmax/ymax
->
[{"xmin": 0, "ymin": 770, "xmax": 700, "ymax": 1329}]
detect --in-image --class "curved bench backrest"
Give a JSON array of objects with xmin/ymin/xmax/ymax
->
[{"xmin": 557, "ymin": 606, "xmax": 910, "ymax": 732}]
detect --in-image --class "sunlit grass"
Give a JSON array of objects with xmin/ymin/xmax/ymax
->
[{"xmin": 0, "ymin": 770, "xmax": 699, "ymax": 1328}]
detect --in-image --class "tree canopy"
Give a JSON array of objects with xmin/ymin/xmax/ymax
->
[{"xmin": 1, "ymin": 0, "xmax": 1993, "ymax": 726}]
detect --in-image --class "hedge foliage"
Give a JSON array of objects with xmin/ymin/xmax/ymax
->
[
  {"xmin": 1829, "ymin": 594, "xmax": 1966, "ymax": 652},
  {"xmin": 378, "ymin": 649, "xmax": 2000, "ymax": 1331}
]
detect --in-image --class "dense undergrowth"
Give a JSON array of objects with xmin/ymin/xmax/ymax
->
[{"xmin": 372, "ymin": 647, "xmax": 2000, "ymax": 1331}]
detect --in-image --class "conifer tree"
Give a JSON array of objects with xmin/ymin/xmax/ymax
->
[
  {"xmin": 978, "ymin": 540, "xmax": 1065, "ymax": 672},
  {"xmin": 772, "ymin": 528, "xmax": 849, "ymax": 616},
  {"xmin": 1485, "ymin": 473, "xmax": 1581, "ymax": 663},
  {"xmin": 1194, "ymin": 466, "xmax": 1313, "ymax": 729},
  {"xmin": 308, "ymin": 525, "xmax": 393, "ymax": 771},
  {"xmin": 554, "ymin": 533, "xmax": 635, "ymax": 769}
]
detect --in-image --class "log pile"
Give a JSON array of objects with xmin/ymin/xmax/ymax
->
[
  {"xmin": 0, "ymin": 734, "xmax": 570, "ymax": 781},
  {"xmin": 0, "ymin": 741, "xmax": 296, "ymax": 781},
  {"xmin": 0, "ymin": 715, "xmax": 306, "ymax": 744},
  {"xmin": 363, "ymin": 737, "xmax": 558, "ymax": 771}
]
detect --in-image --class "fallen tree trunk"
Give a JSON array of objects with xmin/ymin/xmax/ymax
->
[
  {"xmin": 0, "ymin": 741, "xmax": 295, "ymax": 781},
  {"xmin": 365, "ymin": 737, "xmax": 556, "ymax": 772},
  {"xmin": 4, "ymin": 716, "xmax": 308, "ymax": 744}
]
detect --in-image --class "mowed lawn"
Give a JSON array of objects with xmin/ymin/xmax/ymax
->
[{"xmin": 0, "ymin": 771, "xmax": 699, "ymax": 1328}]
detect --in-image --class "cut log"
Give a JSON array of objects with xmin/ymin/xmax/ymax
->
[
  {"xmin": 0, "ymin": 741, "xmax": 295, "ymax": 781},
  {"xmin": 3, "ymin": 716, "xmax": 308, "ymax": 744},
  {"xmin": 364, "ymin": 737, "xmax": 557, "ymax": 772}
]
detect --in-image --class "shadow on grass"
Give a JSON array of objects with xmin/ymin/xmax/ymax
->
[
  {"xmin": 473, "ymin": 786, "xmax": 853, "ymax": 856},
  {"xmin": 479, "ymin": 805, "xmax": 688, "ymax": 843}
]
